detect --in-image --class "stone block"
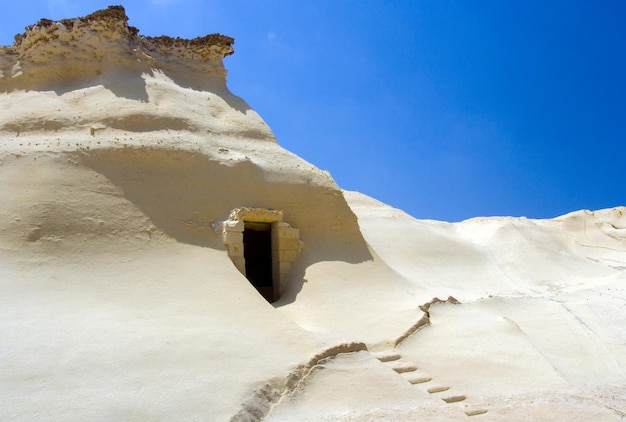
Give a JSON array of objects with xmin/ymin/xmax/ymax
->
[
  {"xmin": 280, "ymin": 237, "xmax": 301, "ymax": 250},
  {"xmin": 280, "ymin": 249, "xmax": 298, "ymax": 262},
  {"xmin": 279, "ymin": 261, "xmax": 291, "ymax": 275},
  {"xmin": 223, "ymin": 219, "xmax": 244, "ymax": 231},
  {"xmin": 228, "ymin": 244, "xmax": 243, "ymax": 257},
  {"xmin": 277, "ymin": 225, "xmax": 298, "ymax": 238},
  {"xmin": 231, "ymin": 207, "xmax": 283, "ymax": 223},
  {"xmin": 222, "ymin": 230, "xmax": 243, "ymax": 245}
]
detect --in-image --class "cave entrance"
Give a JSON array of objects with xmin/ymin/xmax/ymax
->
[{"xmin": 243, "ymin": 222, "xmax": 274, "ymax": 302}]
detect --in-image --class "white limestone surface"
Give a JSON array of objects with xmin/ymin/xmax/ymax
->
[{"xmin": 1, "ymin": 6, "xmax": 625, "ymax": 422}]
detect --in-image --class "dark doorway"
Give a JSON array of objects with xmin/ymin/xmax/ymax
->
[{"xmin": 243, "ymin": 222, "xmax": 274, "ymax": 302}]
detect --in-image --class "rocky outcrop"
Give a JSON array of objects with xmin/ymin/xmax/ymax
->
[
  {"xmin": 0, "ymin": 6, "xmax": 234, "ymax": 91},
  {"xmin": 0, "ymin": 6, "xmax": 371, "ymax": 269}
]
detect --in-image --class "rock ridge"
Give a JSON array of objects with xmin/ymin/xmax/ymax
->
[{"xmin": 0, "ymin": 5, "xmax": 235, "ymax": 91}]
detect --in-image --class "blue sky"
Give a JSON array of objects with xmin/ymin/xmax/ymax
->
[{"xmin": 2, "ymin": 1, "xmax": 625, "ymax": 222}]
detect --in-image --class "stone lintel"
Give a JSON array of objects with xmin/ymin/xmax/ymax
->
[{"xmin": 230, "ymin": 207, "xmax": 283, "ymax": 223}]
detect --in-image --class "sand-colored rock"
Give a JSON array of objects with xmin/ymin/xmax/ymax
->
[{"xmin": 1, "ymin": 7, "xmax": 625, "ymax": 421}]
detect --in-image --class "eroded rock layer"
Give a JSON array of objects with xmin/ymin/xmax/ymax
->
[
  {"xmin": 0, "ymin": 6, "xmax": 234, "ymax": 91},
  {"xmin": 1, "ymin": 6, "xmax": 625, "ymax": 422}
]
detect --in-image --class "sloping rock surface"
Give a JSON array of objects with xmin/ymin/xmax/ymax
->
[{"xmin": 1, "ymin": 7, "xmax": 625, "ymax": 421}]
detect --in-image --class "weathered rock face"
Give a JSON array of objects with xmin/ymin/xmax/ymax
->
[
  {"xmin": 0, "ymin": 6, "xmax": 370, "ymax": 269},
  {"xmin": 2, "ymin": 7, "xmax": 626, "ymax": 421},
  {"xmin": 0, "ymin": 8, "xmax": 374, "ymax": 419},
  {"xmin": 0, "ymin": 6, "xmax": 234, "ymax": 91}
]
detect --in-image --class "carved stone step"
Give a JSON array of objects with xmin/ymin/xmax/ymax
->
[
  {"xmin": 442, "ymin": 395, "xmax": 466, "ymax": 403},
  {"xmin": 392, "ymin": 363, "xmax": 418, "ymax": 373},
  {"xmin": 407, "ymin": 376, "xmax": 432, "ymax": 384},
  {"xmin": 375, "ymin": 352, "xmax": 401, "ymax": 362},
  {"xmin": 465, "ymin": 409, "xmax": 488, "ymax": 417}
]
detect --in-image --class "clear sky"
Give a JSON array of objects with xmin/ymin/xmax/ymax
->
[{"xmin": 2, "ymin": 1, "xmax": 625, "ymax": 222}]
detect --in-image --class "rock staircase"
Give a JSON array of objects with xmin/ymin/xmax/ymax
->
[{"xmin": 373, "ymin": 346, "xmax": 488, "ymax": 417}]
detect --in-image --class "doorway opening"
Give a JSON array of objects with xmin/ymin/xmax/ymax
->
[
  {"xmin": 217, "ymin": 207, "xmax": 304, "ymax": 304},
  {"xmin": 243, "ymin": 222, "xmax": 274, "ymax": 302}
]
